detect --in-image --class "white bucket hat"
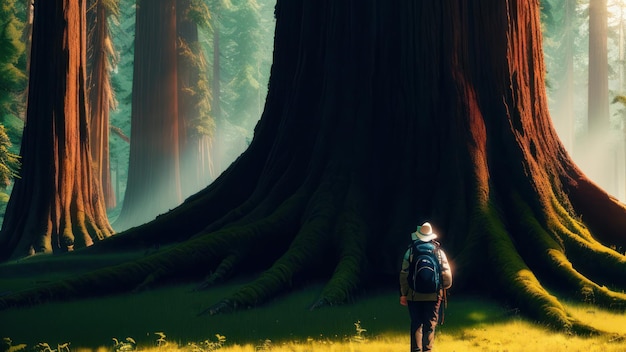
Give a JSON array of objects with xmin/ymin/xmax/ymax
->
[{"xmin": 412, "ymin": 222, "xmax": 437, "ymax": 242}]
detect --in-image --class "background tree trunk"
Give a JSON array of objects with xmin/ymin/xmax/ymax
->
[
  {"xmin": 87, "ymin": 0, "xmax": 117, "ymax": 209},
  {"xmin": 177, "ymin": 0, "xmax": 215, "ymax": 198},
  {"xmin": 588, "ymin": 0, "xmax": 610, "ymax": 136},
  {"xmin": 586, "ymin": 0, "xmax": 616, "ymax": 196},
  {"xmin": 1, "ymin": 0, "xmax": 626, "ymax": 334},
  {"xmin": 0, "ymin": 0, "xmax": 113, "ymax": 260},
  {"xmin": 114, "ymin": 0, "xmax": 182, "ymax": 230}
]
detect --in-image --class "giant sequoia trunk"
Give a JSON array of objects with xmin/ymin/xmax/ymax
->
[
  {"xmin": 0, "ymin": 0, "xmax": 113, "ymax": 260},
  {"xmin": 1, "ymin": 0, "xmax": 626, "ymax": 334},
  {"xmin": 114, "ymin": 0, "xmax": 182, "ymax": 230}
]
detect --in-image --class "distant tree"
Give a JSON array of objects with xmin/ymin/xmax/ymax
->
[
  {"xmin": 543, "ymin": 0, "xmax": 580, "ymax": 151},
  {"xmin": 222, "ymin": 0, "xmax": 265, "ymax": 129},
  {"xmin": 114, "ymin": 0, "xmax": 182, "ymax": 230},
  {"xmin": 0, "ymin": 0, "xmax": 26, "ymax": 209},
  {"xmin": 0, "ymin": 0, "xmax": 113, "ymax": 260},
  {"xmin": 108, "ymin": 0, "xmax": 135, "ymax": 205},
  {"xmin": 210, "ymin": 0, "xmax": 274, "ymax": 169},
  {"xmin": 177, "ymin": 0, "xmax": 215, "ymax": 198},
  {"xmin": 588, "ymin": 0, "xmax": 610, "ymax": 135},
  {"xmin": 87, "ymin": 0, "xmax": 119, "ymax": 209},
  {"xmin": 0, "ymin": 125, "xmax": 19, "ymax": 190},
  {"xmin": 208, "ymin": 0, "xmax": 224, "ymax": 122},
  {"xmin": 0, "ymin": 0, "xmax": 27, "ymax": 119}
]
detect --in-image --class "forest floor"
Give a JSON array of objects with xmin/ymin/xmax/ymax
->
[{"xmin": 0, "ymin": 252, "xmax": 625, "ymax": 351}]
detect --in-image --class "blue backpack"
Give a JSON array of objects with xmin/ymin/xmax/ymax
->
[{"xmin": 407, "ymin": 241, "xmax": 442, "ymax": 293}]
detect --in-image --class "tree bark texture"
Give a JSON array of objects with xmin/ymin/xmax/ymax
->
[
  {"xmin": 1, "ymin": 0, "xmax": 626, "ymax": 334},
  {"xmin": 115, "ymin": 0, "xmax": 182, "ymax": 230},
  {"xmin": 87, "ymin": 0, "xmax": 117, "ymax": 209},
  {"xmin": 0, "ymin": 0, "xmax": 113, "ymax": 260}
]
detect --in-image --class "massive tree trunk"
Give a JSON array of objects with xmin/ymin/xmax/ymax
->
[
  {"xmin": 87, "ymin": 0, "xmax": 117, "ymax": 209},
  {"xmin": 0, "ymin": 0, "xmax": 113, "ymax": 260},
  {"xmin": 2, "ymin": 0, "xmax": 626, "ymax": 334},
  {"xmin": 114, "ymin": 0, "xmax": 182, "ymax": 230}
]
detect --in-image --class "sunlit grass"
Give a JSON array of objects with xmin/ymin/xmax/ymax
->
[
  {"xmin": 53, "ymin": 324, "xmax": 625, "ymax": 352},
  {"xmin": 564, "ymin": 300, "xmax": 626, "ymax": 335},
  {"xmin": 1, "ymin": 277, "xmax": 625, "ymax": 352},
  {"xmin": 5, "ymin": 311, "xmax": 626, "ymax": 352}
]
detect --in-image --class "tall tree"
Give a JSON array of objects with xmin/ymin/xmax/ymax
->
[
  {"xmin": 114, "ymin": 0, "xmax": 182, "ymax": 230},
  {"xmin": 0, "ymin": 0, "xmax": 27, "ymax": 119},
  {"xmin": 108, "ymin": 0, "xmax": 135, "ymax": 206},
  {"xmin": 2, "ymin": 0, "xmax": 626, "ymax": 335},
  {"xmin": 177, "ymin": 0, "xmax": 215, "ymax": 198},
  {"xmin": 588, "ymin": 0, "xmax": 617, "ymax": 196},
  {"xmin": 0, "ymin": 0, "xmax": 113, "ymax": 260},
  {"xmin": 543, "ymin": 0, "xmax": 579, "ymax": 152},
  {"xmin": 87, "ymin": 0, "xmax": 118, "ymax": 209},
  {"xmin": 588, "ymin": 0, "xmax": 610, "ymax": 135}
]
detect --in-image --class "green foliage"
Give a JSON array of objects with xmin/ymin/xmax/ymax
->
[
  {"xmin": 179, "ymin": 31, "xmax": 215, "ymax": 139},
  {"xmin": 213, "ymin": 0, "xmax": 274, "ymax": 130},
  {"xmin": 0, "ymin": 0, "xmax": 27, "ymax": 119},
  {"xmin": 0, "ymin": 124, "xmax": 19, "ymax": 190},
  {"xmin": 101, "ymin": 0, "xmax": 121, "ymax": 18},
  {"xmin": 188, "ymin": 0, "xmax": 212, "ymax": 29},
  {"xmin": 108, "ymin": 0, "xmax": 135, "ymax": 201}
]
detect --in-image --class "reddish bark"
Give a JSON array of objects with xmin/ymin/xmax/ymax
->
[{"xmin": 0, "ymin": 0, "xmax": 113, "ymax": 260}]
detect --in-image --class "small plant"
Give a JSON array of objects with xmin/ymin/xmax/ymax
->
[
  {"xmin": 57, "ymin": 343, "xmax": 70, "ymax": 352},
  {"xmin": 112, "ymin": 337, "xmax": 136, "ymax": 352},
  {"xmin": 154, "ymin": 332, "xmax": 168, "ymax": 347},
  {"xmin": 186, "ymin": 334, "xmax": 227, "ymax": 352},
  {"xmin": 350, "ymin": 320, "xmax": 367, "ymax": 343},
  {"xmin": 254, "ymin": 339, "xmax": 272, "ymax": 351},
  {"xmin": 33, "ymin": 342, "xmax": 69, "ymax": 352},
  {"xmin": 581, "ymin": 286, "xmax": 595, "ymax": 304},
  {"xmin": 1, "ymin": 337, "xmax": 26, "ymax": 352}
]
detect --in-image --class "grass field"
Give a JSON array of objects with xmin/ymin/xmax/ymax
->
[{"xmin": 1, "ymin": 253, "xmax": 625, "ymax": 352}]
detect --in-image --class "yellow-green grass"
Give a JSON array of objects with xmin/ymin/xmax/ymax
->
[
  {"xmin": 1, "ymin": 253, "xmax": 625, "ymax": 352},
  {"xmin": 1, "ymin": 281, "xmax": 625, "ymax": 352}
]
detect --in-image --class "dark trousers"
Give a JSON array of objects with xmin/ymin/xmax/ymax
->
[{"xmin": 407, "ymin": 299, "xmax": 441, "ymax": 352}]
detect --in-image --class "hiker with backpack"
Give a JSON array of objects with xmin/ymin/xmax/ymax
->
[{"xmin": 399, "ymin": 221, "xmax": 452, "ymax": 352}]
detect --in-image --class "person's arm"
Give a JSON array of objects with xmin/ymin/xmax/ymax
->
[
  {"xmin": 439, "ymin": 250, "xmax": 453, "ymax": 289},
  {"xmin": 399, "ymin": 248, "xmax": 410, "ymax": 305}
]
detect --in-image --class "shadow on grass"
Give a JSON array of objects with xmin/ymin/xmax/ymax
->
[
  {"xmin": 0, "ymin": 251, "xmax": 517, "ymax": 349},
  {"xmin": 0, "ymin": 268, "xmax": 514, "ymax": 350}
]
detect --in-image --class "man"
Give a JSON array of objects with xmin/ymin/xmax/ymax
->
[{"xmin": 399, "ymin": 221, "xmax": 453, "ymax": 352}]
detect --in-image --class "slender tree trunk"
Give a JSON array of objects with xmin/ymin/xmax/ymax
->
[
  {"xmin": 177, "ymin": 0, "xmax": 214, "ymax": 198},
  {"xmin": 211, "ymin": 7, "xmax": 221, "ymax": 121},
  {"xmin": 0, "ymin": 0, "xmax": 113, "ymax": 260},
  {"xmin": 115, "ymin": 0, "xmax": 181, "ymax": 230},
  {"xmin": 587, "ymin": 0, "xmax": 615, "ymax": 196},
  {"xmin": 588, "ymin": 0, "xmax": 610, "ymax": 136},
  {"xmin": 552, "ymin": 0, "xmax": 576, "ymax": 152},
  {"xmin": 19, "ymin": 0, "xmax": 33, "ymax": 119},
  {"xmin": 210, "ymin": 4, "xmax": 222, "ymax": 174},
  {"xmin": 87, "ymin": 0, "xmax": 116, "ymax": 209}
]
